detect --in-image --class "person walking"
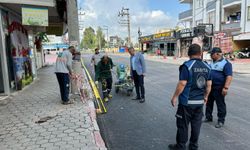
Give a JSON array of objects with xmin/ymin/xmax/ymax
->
[
  {"xmin": 204, "ymin": 47, "xmax": 233, "ymax": 128},
  {"xmin": 169, "ymin": 44, "xmax": 212, "ymax": 150},
  {"xmin": 128, "ymin": 47, "xmax": 146, "ymax": 103},
  {"xmin": 55, "ymin": 46, "xmax": 75, "ymax": 105},
  {"xmin": 95, "ymin": 55, "xmax": 114, "ymax": 102}
]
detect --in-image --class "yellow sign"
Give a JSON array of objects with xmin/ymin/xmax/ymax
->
[
  {"xmin": 154, "ymin": 32, "xmax": 172, "ymax": 39},
  {"xmin": 22, "ymin": 7, "xmax": 48, "ymax": 26}
]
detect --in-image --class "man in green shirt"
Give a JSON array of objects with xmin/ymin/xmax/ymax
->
[{"xmin": 95, "ymin": 55, "xmax": 114, "ymax": 102}]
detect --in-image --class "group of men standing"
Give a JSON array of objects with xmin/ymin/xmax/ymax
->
[
  {"xmin": 53, "ymin": 45, "xmax": 233, "ymax": 150},
  {"xmin": 169, "ymin": 44, "xmax": 233, "ymax": 150}
]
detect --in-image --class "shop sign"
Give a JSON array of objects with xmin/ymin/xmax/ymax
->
[
  {"xmin": 22, "ymin": 7, "xmax": 48, "ymax": 26},
  {"xmin": 153, "ymin": 32, "xmax": 172, "ymax": 39},
  {"xmin": 179, "ymin": 29, "xmax": 193, "ymax": 38},
  {"xmin": 140, "ymin": 35, "xmax": 153, "ymax": 42}
]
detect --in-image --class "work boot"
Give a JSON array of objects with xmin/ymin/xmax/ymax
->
[
  {"xmin": 103, "ymin": 97, "xmax": 109, "ymax": 102},
  {"xmin": 203, "ymin": 118, "xmax": 213, "ymax": 123},
  {"xmin": 215, "ymin": 122, "xmax": 224, "ymax": 128},
  {"xmin": 108, "ymin": 94, "xmax": 112, "ymax": 99},
  {"xmin": 139, "ymin": 98, "xmax": 145, "ymax": 103},
  {"xmin": 168, "ymin": 144, "xmax": 179, "ymax": 150}
]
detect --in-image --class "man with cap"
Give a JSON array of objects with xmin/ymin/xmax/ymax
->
[
  {"xmin": 169, "ymin": 44, "xmax": 212, "ymax": 150},
  {"xmin": 204, "ymin": 47, "xmax": 233, "ymax": 128},
  {"xmin": 91, "ymin": 48, "xmax": 103, "ymax": 75}
]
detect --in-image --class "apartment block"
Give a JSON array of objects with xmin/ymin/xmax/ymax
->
[{"xmin": 179, "ymin": 0, "xmax": 250, "ymax": 53}]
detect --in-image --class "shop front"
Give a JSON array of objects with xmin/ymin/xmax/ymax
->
[
  {"xmin": 153, "ymin": 32, "xmax": 177, "ymax": 56},
  {"xmin": 177, "ymin": 28, "xmax": 194, "ymax": 57},
  {"xmin": 0, "ymin": 7, "xmax": 34, "ymax": 95},
  {"xmin": 140, "ymin": 35, "xmax": 154, "ymax": 53},
  {"xmin": 233, "ymin": 33, "xmax": 250, "ymax": 52}
]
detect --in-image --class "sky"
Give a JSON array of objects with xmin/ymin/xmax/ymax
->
[{"xmin": 77, "ymin": 0, "xmax": 189, "ymax": 43}]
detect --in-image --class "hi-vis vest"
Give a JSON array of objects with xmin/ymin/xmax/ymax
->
[
  {"xmin": 210, "ymin": 59, "xmax": 227, "ymax": 72},
  {"xmin": 179, "ymin": 59, "xmax": 211, "ymax": 107}
]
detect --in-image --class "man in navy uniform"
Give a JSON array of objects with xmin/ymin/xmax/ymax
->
[
  {"xmin": 169, "ymin": 44, "xmax": 212, "ymax": 150},
  {"xmin": 204, "ymin": 47, "xmax": 233, "ymax": 128}
]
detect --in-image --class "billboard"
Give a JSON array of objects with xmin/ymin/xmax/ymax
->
[{"xmin": 22, "ymin": 7, "xmax": 48, "ymax": 26}]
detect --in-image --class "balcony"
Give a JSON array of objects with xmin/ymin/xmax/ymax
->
[
  {"xmin": 179, "ymin": 0, "xmax": 193, "ymax": 3},
  {"xmin": 207, "ymin": 0, "xmax": 216, "ymax": 11},
  {"xmin": 179, "ymin": 9, "xmax": 193, "ymax": 21},
  {"xmin": 223, "ymin": 0, "xmax": 241, "ymax": 6},
  {"xmin": 221, "ymin": 21, "xmax": 241, "ymax": 31}
]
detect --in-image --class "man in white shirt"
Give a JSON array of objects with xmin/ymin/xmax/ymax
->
[{"xmin": 55, "ymin": 46, "xmax": 75, "ymax": 105}]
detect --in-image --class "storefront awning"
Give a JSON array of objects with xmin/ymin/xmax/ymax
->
[{"xmin": 233, "ymin": 33, "xmax": 250, "ymax": 41}]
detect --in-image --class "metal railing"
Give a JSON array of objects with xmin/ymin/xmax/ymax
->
[{"xmin": 222, "ymin": 21, "xmax": 241, "ymax": 30}]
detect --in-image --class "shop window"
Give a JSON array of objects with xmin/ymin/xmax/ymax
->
[{"xmin": 160, "ymin": 44, "xmax": 164, "ymax": 49}]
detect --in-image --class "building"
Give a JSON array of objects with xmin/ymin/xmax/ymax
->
[
  {"xmin": 179, "ymin": 0, "xmax": 250, "ymax": 54},
  {"xmin": 0, "ymin": 0, "xmax": 79, "ymax": 97},
  {"xmin": 109, "ymin": 36, "xmax": 120, "ymax": 48},
  {"xmin": 140, "ymin": 30, "xmax": 177, "ymax": 56}
]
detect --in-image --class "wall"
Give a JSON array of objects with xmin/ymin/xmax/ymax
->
[{"xmin": 245, "ymin": 0, "xmax": 250, "ymax": 32}]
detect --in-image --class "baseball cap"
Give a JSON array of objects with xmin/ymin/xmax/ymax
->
[{"xmin": 209, "ymin": 47, "xmax": 222, "ymax": 54}]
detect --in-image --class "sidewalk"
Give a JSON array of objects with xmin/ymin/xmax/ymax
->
[
  {"xmin": 108, "ymin": 53, "xmax": 250, "ymax": 74},
  {"xmin": 0, "ymin": 66, "xmax": 106, "ymax": 150}
]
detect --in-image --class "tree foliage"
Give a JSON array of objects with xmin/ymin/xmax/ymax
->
[
  {"xmin": 96, "ymin": 27, "xmax": 106, "ymax": 49},
  {"xmin": 81, "ymin": 27, "xmax": 96, "ymax": 49}
]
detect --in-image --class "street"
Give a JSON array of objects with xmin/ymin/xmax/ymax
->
[{"xmin": 84, "ymin": 54, "xmax": 250, "ymax": 150}]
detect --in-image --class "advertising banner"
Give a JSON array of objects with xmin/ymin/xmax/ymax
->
[{"xmin": 22, "ymin": 7, "xmax": 48, "ymax": 26}]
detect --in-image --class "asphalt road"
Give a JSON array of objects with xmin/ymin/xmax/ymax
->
[{"xmin": 83, "ymin": 54, "xmax": 250, "ymax": 150}]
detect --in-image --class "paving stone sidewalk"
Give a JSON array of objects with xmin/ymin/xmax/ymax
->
[{"xmin": 0, "ymin": 66, "xmax": 106, "ymax": 150}]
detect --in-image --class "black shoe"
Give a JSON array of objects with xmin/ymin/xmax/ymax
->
[
  {"xmin": 215, "ymin": 122, "xmax": 224, "ymax": 128},
  {"xmin": 139, "ymin": 98, "xmax": 145, "ymax": 103},
  {"xmin": 168, "ymin": 144, "xmax": 178, "ymax": 150},
  {"xmin": 132, "ymin": 97, "xmax": 141, "ymax": 100},
  {"xmin": 204, "ymin": 118, "xmax": 213, "ymax": 123}
]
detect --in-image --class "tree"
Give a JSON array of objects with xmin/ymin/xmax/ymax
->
[
  {"xmin": 96, "ymin": 27, "xmax": 106, "ymax": 49},
  {"xmin": 81, "ymin": 27, "xmax": 96, "ymax": 49}
]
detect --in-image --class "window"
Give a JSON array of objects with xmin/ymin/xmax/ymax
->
[
  {"xmin": 207, "ymin": 11, "xmax": 215, "ymax": 25},
  {"xmin": 196, "ymin": 0, "xmax": 203, "ymax": 8},
  {"xmin": 248, "ymin": 6, "xmax": 250, "ymax": 20}
]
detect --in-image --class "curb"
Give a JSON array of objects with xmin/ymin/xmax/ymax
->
[{"xmin": 81, "ymin": 64, "xmax": 107, "ymax": 150}]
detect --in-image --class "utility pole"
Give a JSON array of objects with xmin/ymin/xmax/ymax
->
[
  {"xmin": 138, "ymin": 27, "xmax": 142, "ymax": 50},
  {"xmin": 118, "ymin": 7, "xmax": 131, "ymax": 47}
]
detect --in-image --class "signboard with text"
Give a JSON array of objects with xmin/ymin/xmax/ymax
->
[{"xmin": 22, "ymin": 7, "xmax": 48, "ymax": 26}]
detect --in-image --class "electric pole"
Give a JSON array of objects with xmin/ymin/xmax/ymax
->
[
  {"xmin": 118, "ymin": 7, "xmax": 131, "ymax": 47},
  {"xmin": 138, "ymin": 27, "xmax": 142, "ymax": 50}
]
